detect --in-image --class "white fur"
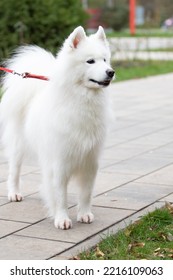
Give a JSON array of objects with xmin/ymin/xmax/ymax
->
[{"xmin": 0, "ymin": 26, "xmax": 114, "ymax": 229}]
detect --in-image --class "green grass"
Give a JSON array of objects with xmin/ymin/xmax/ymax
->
[
  {"xmin": 79, "ymin": 204, "xmax": 173, "ymax": 260},
  {"xmin": 107, "ymin": 28, "xmax": 173, "ymax": 38},
  {"xmin": 145, "ymin": 48, "xmax": 173, "ymax": 52},
  {"xmin": 113, "ymin": 60, "xmax": 173, "ymax": 82}
]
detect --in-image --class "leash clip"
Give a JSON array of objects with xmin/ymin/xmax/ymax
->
[
  {"xmin": 21, "ymin": 72, "xmax": 29, "ymax": 78},
  {"xmin": 12, "ymin": 70, "xmax": 23, "ymax": 77}
]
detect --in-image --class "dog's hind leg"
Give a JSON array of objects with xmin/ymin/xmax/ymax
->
[
  {"xmin": 8, "ymin": 157, "xmax": 23, "ymax": 202},
  {"xmin": 4, "ymin": 125, "xmax": 24, "ymax": 202},
  {"xmin": 7, "ymin": 144, "xmax": 23, "ymax": 202}
]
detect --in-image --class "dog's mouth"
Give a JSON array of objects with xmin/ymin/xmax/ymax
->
[{"xmin": 89, "ymin": 79, "xmax": 111, "ymax": 87}]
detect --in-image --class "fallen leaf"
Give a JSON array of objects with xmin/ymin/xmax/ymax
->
[
  {"xmin": 70, "ymin": 256, "xmax": 80, "ymax": 260},
  {"xmin": 127, "ymin": 244, "xmax": 133, "ymax": 252},
  {"xmin": 162, "ymin": 234, "xmax": 167, "ymax": 240},
  {"xmin": 124, "ymin": 228, "xmax": 132, "ymax": 237},
  {"xmin": 135, "ymin": 242, "xmax": 145, "ymax": 247},
  {"xmin": 95, "ymin": 246, "xmax": 105, "ymax": 257},
  {"xmin": 154, "ymin": 247, "xmax": 161, "ymax": 252},
  {"xmin": 164, "ymin": 248, "xmax": 173, "ymax": 253},
  {"xmin": 153, "ymin": 252, "xmax": 164, "ymax": 258},
  {"xmin": 159, "ymin": 232, "xmax": 167, "ymax": 240},
  {"xmin": 165, "ymin": 202, "xmax": 173, "ymax": 213},
  {"xmin": 166, "ymin": 233, "xmax": 173, "ymax": 242},
  {"xmin": 127, "ymin": 242, "xmax": 145, "ymax": 252},
  {"xmin": 134, "ymin": 219, "xmax": 141, "ymax": 225}
]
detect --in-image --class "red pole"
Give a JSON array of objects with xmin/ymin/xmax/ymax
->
[{"xmin": 129, "ymin": 0, "xmax": 136, "ymax": 35}]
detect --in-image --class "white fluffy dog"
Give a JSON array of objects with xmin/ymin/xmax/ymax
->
[{"xmin": 0, "ymin": 26, "xmax": 114, "ymax": 229}]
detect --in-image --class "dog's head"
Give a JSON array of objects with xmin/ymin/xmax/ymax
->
[{"xmin": 61, "ymin": 26, "xmax": 115, "ymax": 89}]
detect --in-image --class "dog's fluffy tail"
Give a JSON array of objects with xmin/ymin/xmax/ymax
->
[{"xmin": 1, "ymin": 46, "xmax": 55, "ymax": 123}]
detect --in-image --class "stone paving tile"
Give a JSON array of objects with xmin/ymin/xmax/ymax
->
[
  {"xmin": 0, "ymin": 157, "xmax": 7, "ymax": 164},
  {"xmin": 160, "ymin": 193, "xmax": 173, "ymax": 203},
  {"xmin": 93, "ymin": 172, "xmax": 139, "ymax": 196},
  {"xmin": 0, "ymin": 182, "xmax": 8, "ymax": 197},
  {"xmin": 150, "ymin": 143, "xmax": 173, "ymax": 159},
  {"xmin": 137, "ymin": 164, "xmax": 173, "ymax": 186},
  {"xmin": 102, "ymin": 153, "xmax": 173, "ymax": 175},
  {"xmin": 67, "ymin": 171, "xmax": 139, "ymax": 197},
  {"xmin": 105, "ymin": 136, "xmax": 125, "ymax": 148},
  {"xmin": 128, "ymin": 130, "xmax": 173, "ymax": 149},
  {"xmin": 0, "ymin": 197, "xmax": 9, "ymax": 206},
  {"xmin": 0, "ymin": 174, "xmax": 40, "ymax": 197},
  {"xmin": 0, "ymin": 235, "xmax": 74, "ymax": 260},
  {"xmin": 0, "ymin": 163, "xmax": 39, "ymax": 182},
  {"xmin": 108, "ymin": 124, "xmax": 166, "ymax": 143},
  {"xmin": 101, "ymin": 143, "xmax": 153, "ymax": 162},
  {"xmin": 109, "ymin": 119, "xmax": 139, "ymax": 132},
  {"xmin": 93, "ymin": 182, "xmax": 173, "ymax": 210},
  {"xmin": 0, "ymin": 220, "xmax": 30, "ymax": 238},
  {"xmin": 15, "ymin": 206, "xmax": 134, "ymax": 244},
  {"xmin": 0, "ymin": 195, "xmax": 46, "ymax": 223},
  {"xmin": 0, "ymin": 178, "xmax": 6, "ymax": 184},
  {"xmin": 100, "ymin": 158, "xmax": 121, "ymax": 169}
]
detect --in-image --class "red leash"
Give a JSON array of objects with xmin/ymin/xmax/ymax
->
[{"xmin": 0, "ymin": 66, "xmax": 49, "ymax": 81}]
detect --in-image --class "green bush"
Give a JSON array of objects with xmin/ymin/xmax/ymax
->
[
  {"xmin": 101, "ymin": 1, "xmax": 128, "ymax": 31},
  {"xmin": 0, "ymin": 0, "xmax": 87, "ymax": 60}
]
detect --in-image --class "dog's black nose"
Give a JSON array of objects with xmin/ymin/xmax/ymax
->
[{"xmin": 106, "ymin": 69, "xmax": 115, "ymax": 78}]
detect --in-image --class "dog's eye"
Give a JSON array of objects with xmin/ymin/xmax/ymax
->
[
  {"xmin": 103, "ymin": 58, "xmax": 106, "ymax": 62},
  {"xmin": 86, "ymin": 59, "xmax": 95, "ymax": 64}
]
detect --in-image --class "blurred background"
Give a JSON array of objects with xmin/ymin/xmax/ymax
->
[
  {"xmin": 83, "ymin": 0, "xmax": 173, "ymax": 32},
  {"xmin": 0, "ymin": 0, "xmax": 173, "ymax": 83}
]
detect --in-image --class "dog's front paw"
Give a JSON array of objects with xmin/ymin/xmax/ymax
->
[
  {"xmin": 8, "ymin": 192, "xmax": 23, "ymax": 202},
  {"xmin": 77, "ymin": 212, "xmax": 94, "ymax": 224},
  {"xmin": 54, "ymin": 218, "xmax": 72, "ymax": 230}
]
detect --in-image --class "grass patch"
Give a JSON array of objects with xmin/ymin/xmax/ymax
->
[
  {"xmin": 113, "ymin": 60, "xmax": 173, "ymax": 82},
  {"xmin": 107, "ymin": 28, "xmax": 173, "ymax": 38},
  {"xmin": 145, "ymin": 48, "xmax": 173, "ymax": 52},
  {"xmin": 79, "ymin": 203, "xmax": 173, "ymax": 260}
]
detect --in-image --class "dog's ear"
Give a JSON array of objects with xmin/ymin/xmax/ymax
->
[
  {"xmin": 69, "ymin": 26, "xmax": 86, "ymax": 49},
  {"xmin": 96, "ymin": 26, "xmax": 107, "ymax": 43}
]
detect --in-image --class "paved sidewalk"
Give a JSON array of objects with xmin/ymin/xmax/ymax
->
[{"xmin": 1, "ymin": 74, "xmax": 173, "ymax": 260}]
